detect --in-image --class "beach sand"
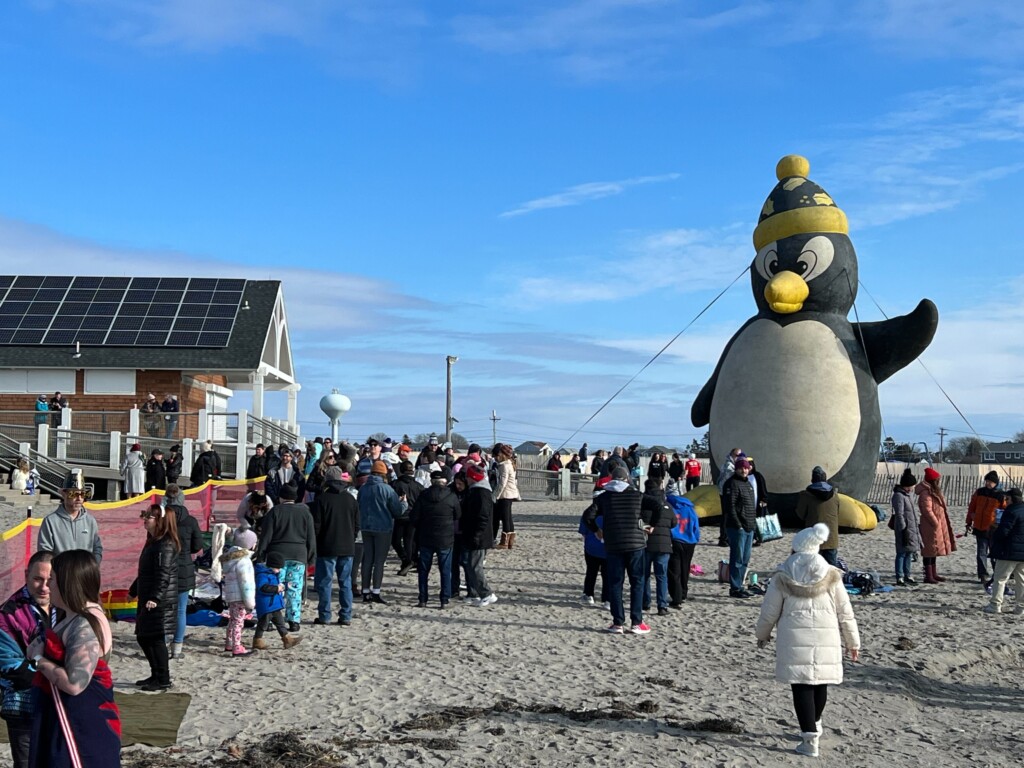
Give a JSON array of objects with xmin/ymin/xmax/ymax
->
[{"xmin": 4, "ymin": 499, "xmax": 1024, "ymax": 767}]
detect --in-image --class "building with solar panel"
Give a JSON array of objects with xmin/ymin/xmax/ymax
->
[{"xmin": 0, "ymin": 276, "xmax": 299, "ymax": 489}]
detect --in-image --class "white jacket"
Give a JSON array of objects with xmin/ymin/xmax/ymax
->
[
  {"xmin": 493, "ymin": 459, "xmax": 520, "ymax": 501},
  {"xmin": 755, "ymin": 553, "xmax": 860, "ymax": 685},
  {"xmin": 220, "ymin": 547, "xmax": 256, "ymax": 610}
]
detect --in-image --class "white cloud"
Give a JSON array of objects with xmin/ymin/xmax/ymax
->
[
  {"xmin": 508, "ymin": 224, "xmax": 751, "ymax": 305},
  {"xmin": 499, "ymin": 173, "xmax": 679, "ymax": 217},
  {"xmin": 0, "ymin": 215, "xmax": 431, "ymax": 333}
]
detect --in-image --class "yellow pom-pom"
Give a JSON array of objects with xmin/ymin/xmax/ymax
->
[{"xmin": 776, "ymin": 155, "xmax": 810, "ymax": 180}]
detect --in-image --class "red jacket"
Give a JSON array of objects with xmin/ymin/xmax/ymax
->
[{"xmin": 684, "ymin": 459, "xmax": 701, "ymax": 478}]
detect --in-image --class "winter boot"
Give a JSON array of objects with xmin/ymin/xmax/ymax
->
[
  {"xmin": 170, "ymin": 642, "xmax": 184, "ymax": 659},
  {"xmin": 795, "ymin": 731, "xmax": 820, "ymax": 757},
  {"xmin": 506, "ymin": 532, "xmax": 517, "ymax": 550},
  {"xmin": 923, "ymin": 564, "xmax": 939, "ymax": 584},
  {"xmin": 933, "ymin": 563, "xmax": 946, "ymax": 582},
  {"xmin": 282, "ymin": 634, "xmax": 302, "ymax": 650},
  {"xmin": 252, "ymin": 637, "xmax": 268, "ymax": 651},
  {"xmin": 495, "ymin": 533, "xmax": 510, "ymax": 550}
]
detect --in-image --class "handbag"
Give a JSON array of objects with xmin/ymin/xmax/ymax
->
[
  {"xmin": 717, "ymin": 559, "xmax": 729, "ymax": 583},
  {"xmin": 755, "ymin": 511, "xmax": 783, "ymax": 542}
]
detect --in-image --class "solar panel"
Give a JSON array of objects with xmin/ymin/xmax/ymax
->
[{"xmin": 0, "ymin": 276, "xmax": 247, "ymax": 348}]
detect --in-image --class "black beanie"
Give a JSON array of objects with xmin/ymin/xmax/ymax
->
[
  {"xmin": 984, "ymin": 470, "xmax": 999, "ymax": 485},
  {"xmin": 899, "ymin": 468, "xmax": 917, "ymax": 487},
  {"xmin": 811, "ymin": 466, "xmax": 827, "ymax": 483},
  {"xmin": 266, "ymin": 552, "xmax": 285, "ymax": 569}
]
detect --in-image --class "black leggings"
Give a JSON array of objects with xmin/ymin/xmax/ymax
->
[
  {"xmin": 791, "ymin": 684, "xmax": 828, "ymax": 732},
  {"xmin": 583, "ymin": 554, "xmax": 607, "ymax": 601},
  {"xmin": 494, "ymin": 498, "xmax": 515, "ymax": 537},
  {"xmin": 137, "ymin": 634, "xmax": 170, "ymax": 685}
]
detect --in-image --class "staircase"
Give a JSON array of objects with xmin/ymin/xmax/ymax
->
[
  {"xmin": 0, "ymin": 429, "xmax": 71, "ymax": 497},
  {"xmin": 0, "ymin": 490, "xmax": 55, "ymax": 516}
]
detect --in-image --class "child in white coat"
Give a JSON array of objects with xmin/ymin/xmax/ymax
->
[
  {"xmin": 755, "ymin": 523, "xmax": 860, "ymax": 758},
  {"xmin": 220, "ymin": 527, "xmax": 257, "ymax": 657}
]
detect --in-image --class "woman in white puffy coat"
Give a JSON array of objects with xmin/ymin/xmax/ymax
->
[{"xmin": 755, "ymin": 523, "xmax": 860, "ymax": 759}]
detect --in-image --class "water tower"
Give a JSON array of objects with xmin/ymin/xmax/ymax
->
[{"xmin": 319, "ymin": 389, "xmax": 351, "ymax": 444}]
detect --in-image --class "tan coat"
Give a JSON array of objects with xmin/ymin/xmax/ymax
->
[
  {"xmin": 916, "ymin": 481, "xmax": 956, "ymax": 557},
  {"xmin": 494, "ymin": 459, "xmax": 520, "ymax": 501}
]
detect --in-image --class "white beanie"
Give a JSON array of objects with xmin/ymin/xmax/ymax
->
[{"xmin": 791, "ymin": 523, "xmax": 829, "ymax": 554}]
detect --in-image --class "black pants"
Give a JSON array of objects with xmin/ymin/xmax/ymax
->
[
  {"xmin": 255, "ymin": 609, "xmax": 289, "ymax": 638},
  {"xmin": 685, "ymin": 476, "xmax": 700, "ymax": 491},
  {"xmin": 583, "ymin": 553, "xmax": 608, "ymax": 602},
  {"xmin": 668, "ymin": 540, "xmax": 696, "ymax": 603},
  {"xmin": 137, "ymin": 633, "xmax": 170, "ymax": 685},
  {"xmin": 392, "ymin": 519, "xmax": 416, "ymax": 566},
  {"xmin": 791, "ymin": 684, "xmax": 828, "ymax": 732},
  {"xmin": 3, "ymin": 714, "xmax": 31, "ymax": 768},
  {"xmin": 494, "ymin": 498, "xmax": 515, "ymax": 538},
  {"xmin": 718, "ymin": 494, "xmax": 727, "ymax": 543}
]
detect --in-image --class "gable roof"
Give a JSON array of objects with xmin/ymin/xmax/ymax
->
[{"xmin": 0, "ymin": 280, "xmax": 289, "ymax": 382}]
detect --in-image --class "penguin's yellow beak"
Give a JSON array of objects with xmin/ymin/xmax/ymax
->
[{"xmin": 764, "ymin": 271, "xmax": 809, "ymax": 314}]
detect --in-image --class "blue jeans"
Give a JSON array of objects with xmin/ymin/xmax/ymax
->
[
  {"xmin": 315, "ymin": 556, "xmax": 354, "ymax": 622},
  {"xmin": 604, "ymin": 548, "xmax": 645, "ymax": 627},
  {"xmin": 820, "ymin": 548, "xmax": 838, "ymax": 567},
  {"xmin": 173, "ymin": 590, "xmax": 189, "ymax": 644},
  {"xmin": 975, "ymin": 534, "xmax": 994, "ymax": 581},
  {"xmin": 726, "ymin": 528, "xmax": 754, "ymax": 592},
  {"xmin": 643, "ymin": 552, "xmax": 670, "ymax": 609},
  {"xmin": 417, "ymin": 546, "xmax": 453, "ymax": 605},
  {"xmin": 895, "ymin": 552, "xmax": 913, "ymax": 579}
]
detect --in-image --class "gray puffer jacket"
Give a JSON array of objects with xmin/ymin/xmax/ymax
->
[{"xmin": 891, "ymin": 486, "xmax": 921, "ymax": 554}]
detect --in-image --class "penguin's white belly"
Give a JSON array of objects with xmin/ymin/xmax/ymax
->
[{"xmin": 710, "ymin": 319, "xmax": 861, "ymax": 494}]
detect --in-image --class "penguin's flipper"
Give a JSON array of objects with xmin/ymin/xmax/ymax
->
[
  {"xmin": 691, "ymin": 374, "xmax": 716, "ymax": 427},
  {"xmin": 853, "ymin": 298, "xmax": 939, "ymax": 384}
]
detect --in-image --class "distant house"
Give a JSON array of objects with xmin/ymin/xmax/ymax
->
[
  {"xmin": 514, "ymin": 441, "xmax": 551, "ymax": 456},
  {"xmin": 978, "ymin": 441, "xmax": 1024, "ymax": 465}
]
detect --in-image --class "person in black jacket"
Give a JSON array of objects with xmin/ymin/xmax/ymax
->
[
  {"xmin": 130, "ymin": 504, "xmax": 180, "ymax": 691},
  {"xmin": 392, "ymin": 461, "xmax": 421, "ymax": 576},
  {"xmin": 145, "ymin": 449, "xmax": 167, "ymax": 491},
  {"xmin": 166, "ymin": 490, "xmax": 203, "ymax": 659},
  {"xmin": 310, "ymin": 476, "xmax": 360, "ymax": 625},
  {"xmin": 256, "ymin": 484, "xmax": 316, "ymax": 631},
  {"xmin": 264, "ymin": 451, "xmax": 305, "ymax": 504},
  {"xmin": 246, "ymin": 444, "xmax": 270, "ymax": 479},
  {"xmin": 583, "ymin": 466, "xmax": 662, "ymax": 634},
  {"xmin": 166, "ymin": 444, "xmax": 183, "ymax": 485},
  {"xmin": 722, "ymin": 459, "xmax": 757, "ymax": 598},
  {"xmin": 462, "ymin": 464, "xmax": 497, "ymax": 606},
  {"xmin": 668, "ymin": 453, "xmax": 685, "ymax": 488},
  {"xmin": 642, "ymin": 480, "xmax": 673, "ymax": 616},
  {"xmin": 647, "ymin": 454, "xmax": 667, "ymax": 487},
  {"xmin": 190, "ymin": 440, "xmax": 222, "ymax": 486},
  {"xmin": 410, "ymin": 471, "xmax": 461, "ymax": 608},
  {"xmin": 986, "ymin": 488, "xmax": 1024, "ymax": 615}
]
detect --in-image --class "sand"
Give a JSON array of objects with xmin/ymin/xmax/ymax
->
[{"xmin": 4, "ymin": 499, "xmax": 1024, "ymax": 767}]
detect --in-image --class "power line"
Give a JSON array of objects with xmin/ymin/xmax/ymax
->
[{"xmin": 553, "ymin": 266, "xmax": 751, "ymax": 452}]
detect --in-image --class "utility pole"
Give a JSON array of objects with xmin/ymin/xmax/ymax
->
[
  {"xmin": 445, "ymin": 355, "xmax": 458, "ymax": 444},
  {"xmin": 490, "ymin": 409, "xmax": 501, "ymax": 446},
  {"xmin": 936, "ymin": 427, "xmax": 948, "ymax": 461}
]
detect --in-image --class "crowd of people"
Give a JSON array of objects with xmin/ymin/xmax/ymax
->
[{"xmin": 2, "ymin": 434, "xmax": 1023, "ymax": 763}]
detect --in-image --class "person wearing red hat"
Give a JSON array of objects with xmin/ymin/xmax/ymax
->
[{"xmin": 917, "ymin": 467, "xmax": 956, "ymax": 584}]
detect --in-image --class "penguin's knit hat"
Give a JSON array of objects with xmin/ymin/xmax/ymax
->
[{"xmin": 753, "ymin": 155, "xmax": 849, "ymax": 250}]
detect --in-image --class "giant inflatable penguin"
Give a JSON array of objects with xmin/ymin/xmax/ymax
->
[{"xmin": 691, "ymin": 155, "xmax": 938, "ymax": 526}]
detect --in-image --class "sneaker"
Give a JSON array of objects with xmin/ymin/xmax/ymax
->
[
  {"xmin": 478, "ymin": 593, "xmax": 498, "ymax": 607},
  {"xmin": 337, "ymin": 617, "xmax": 352, "ymax": 626},
  {"xmin": 370, "ymin": 593, "xmax": 388, "ymax": 605},
  {"xmin": 606, "ymin": 624, "xmax": 625, "ymax": 634},
  {"xmin": 135, "ymin": 676, "xmax": 155, "ymax": 687},
  {"xmin": 669, "ymin": 601, "xmax": 684, "ymax": 609},
  {"xmin": 397, "ymin": 563, "xmax": 412, "ymax": 576},
  {"xmin": 464, "ymin": 597, "xmax": 481, "ymax": 606},
  {"xmin": 601, "ymin": 601, "xmax": 611, "ymax": 610},
  {"xmin": 288, "ymin": 622, "xmax": 301, "ymax": 632},
  {"xmin": 729, "ymin": 589, "xmax": 751, "ymax": 599},
  {"xmin": 313, "ymin": 618, "xmax": 329, "ymax": 626},
  {"xmin": 983, "ymin": 604, "xmax": 1001, "ymax": 614},
  {"xmin": 439, "ymin": 602, "xmax": 449, "ymax": 610},
  {"xmin": 657, "ymin": 607, "xmax": 669, "ymax": 616},
  {"xmin": 580, "ymin": 595, "xmax": 595, "ymax": 606},
  {"xmin": 417, "ymin": 601, "xmax": 427, "ymax": 608},
  {"xmin": 630, "ymin": 622, "xmax": 652, "ymax": 635},
  {"xmin": 232, "ymin": 648, "xmax": 253, "ymax": 657},
  {"xmin": 140, "ymin": 681, "xmax": 172, "ymax": 692},
  {"xmin": 363, "ymin": 593, "xmax": 372, "ymax": 603},
  {"xmin": 895, "ymin": 577, "xmax": 905, "ymax": 586},
  {"xmin": 904, "ymin": 575, "xmax": 916, "ymax": 585}
]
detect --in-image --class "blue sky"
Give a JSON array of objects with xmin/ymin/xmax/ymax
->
[{"xmin": 2, "ymin": 1, "xmax": 1023, "ymax": 452}]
